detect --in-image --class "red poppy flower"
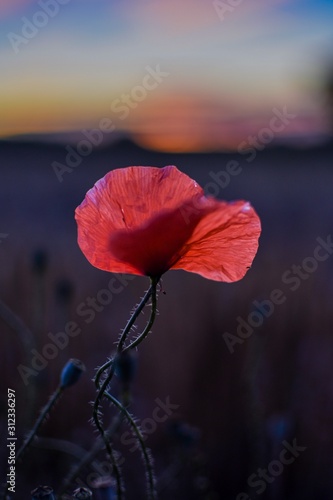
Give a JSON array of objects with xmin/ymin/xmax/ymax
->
[{"xmin": 75, "ymin": 166, "xmax": 261, "ymax": 282}]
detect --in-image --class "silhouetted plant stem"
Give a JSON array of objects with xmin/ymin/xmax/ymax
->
[
  {"xmin": 0, "ymin": 298, "xmax": 37, "ymax": 425},
  {"xmin": 104, "ymin": 391, "xmax": 157, "ymax": 500},
  {"xmin": 94, "ymin": 278, "xmax": 158, "ymax": 390},
  {"xmin": 92, "ymin": 363, "xmax": 124, "ymax": 499},
  {"xmin": 95, "ymin": 357, "xmax": 115, "ymax": 393},
  {"xmin": 1, "ymin": 388, "xmax": 63, "ymax": 500},
  {"xmin": 93, "ymin": 278, "xmax": 159, "ymax": 500},
  {"xmin": 59, "ymin": 412, "xmax": 123, "ymax": 494},
  {"xmin": 0, "ymin": 360, "xmax": 85, "ymax": 500},
  {"xmin": 123, "ymin": 278, "xmax": 158, "ymax": 353},
  {"xmin": 0, "ymin": 299, "xmax": 35, "ymax": 353},
  {"xmin": 117, "ymin": 279, "xmax": 157, "ymax": 352},
  {"xmin": 16, "ymin": 386, "xmax": 63, "ymax": 464}
]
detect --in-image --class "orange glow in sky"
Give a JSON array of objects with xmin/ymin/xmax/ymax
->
[{"xmin": 0, "ymin": 0, "xmax": 332, "ymax": 150}]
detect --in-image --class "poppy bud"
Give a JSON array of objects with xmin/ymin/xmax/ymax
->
[
  {"xmin": 168, "ymin": 419, "xmax": 200, "ymax": 448},
  {"xmin": 114, "ymin": 351, "xmax": 137, "ymax": 385},
  {"xmin": 31, "ymin": 485, "xmax": 55, "ymax": 499},
  {"xmin": 72, "ymin": 487, "xmax": 93, "ymax": 498},
  {"xmin": 92, "ymin": 476, "xmax": 117, "ymax": 500},
  {"xmin": 266, "ymin": 413, "xmax": 293, "ymax": 442},
  {"xmin": 55, "ymin": 278, "xmax": 74, "ymax": 305},
  {"xmin": 31, "ymin": 249, "xmax": 48, "ymax": 275},
  {"xmin": 60, "ymin": 358, "xmax": 85, "ymax": 389}
]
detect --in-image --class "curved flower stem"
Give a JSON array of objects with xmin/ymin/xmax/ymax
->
[
  {"xmin": 93, "ymin": 278, "xmax": 159, "ymax": 499},
  {"xmin": 123, "ymin": 278, "xmax": 158, "ymax": 353},
  {"xmin": 104, "ymin": 390, "xmax": 157, "ymax": 500},
  {"xmin": 92, "ymin": 364, "xmax": 123, "ymax": 499},
  {"xmin": 59, "ymin": 412, "xmax": 123, "ymax": 495},
  {"xmin": 94, "ymin": 277, "xmax": 157, "ymax": 390},
  {"xmin": 94, "ymin": 357, "xmax": 114, "ymax": 393},
  {"xmin": 117, "ymin": 278, "xmax": 157, "ymax": 352}
]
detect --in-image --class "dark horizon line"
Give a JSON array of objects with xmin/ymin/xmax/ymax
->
[{"xmin": 1, "ymin": 131, "xmax": 333, "ymax": 156}]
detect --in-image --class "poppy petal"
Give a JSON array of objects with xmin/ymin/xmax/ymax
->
[
  {"xmin": 75, "ymin": 165, "xmax": 261, "ymax": 281},
  {"xmin": 75, "ymin": 166, "xmax": 204, "ymax": 275},
  {"xmin": 108, "ymin": 196, "xmax": 214, "ymax": 277},
  {"xmin": 171, "ymin": 200, "xmax": 261, "ymax": 282}
]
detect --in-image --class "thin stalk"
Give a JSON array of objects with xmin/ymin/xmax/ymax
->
[
  {"xmin": 1, "ymin": 387, "xmax": 63, "ymax": 500},
  {"xmin": 117, "ymin": 281, "xmax": 156, "ymax": 352},
  {"xmin": 59, "ymin": 412, "xmax": 123, "ymax": 494},
  {"xmin": 16, "ymin": 386, "xmax": 63, "ymax": 463},
  {"xmin": 92, "ymin": 362, "xmax": 123, "ymax": 499},
  {"xmin": 94, "ymin": 278, "xmax": 158, "ymax": 389},
  {"xmin": 93, "ymin": 278, "xmax": 159, "ymax": 500},
  {"xmin": 123, "ymin": 279, "xmax": 157, "ymax": 353},
  {"xmin": 104, "ymin": 391, "xmax": 157, "ymax": 500},
  {"xmin": 94, "ymin": 357, "xmax": 114, "ymax": 395},
  {"xmin": 0, "ymin": 298, "xmax": 37, "ymax": 425}
]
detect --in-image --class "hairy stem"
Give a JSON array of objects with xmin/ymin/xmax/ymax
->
[
  {"xmin": 123, "ymin": 279, "xmax": 158, "ymax": 353},
  {"xmin": 92, "ymin": 362, "xmax": 123, "ymax": 499},
  {"xmin": 93, "ymin": 278, "xmax": 159, "ymax": 499},
  {"xmin": 59, "ymin": 412, "xmax": 123, "ymax": 494},
  {"xmin": 118, "ymin": 280, "xmax": 156, "ymax": 352},
  {"xmin": 104, "ymin": 391, "xmax": 157, "ymax": 500}
]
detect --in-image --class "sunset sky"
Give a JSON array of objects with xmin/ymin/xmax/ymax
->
[{"xmin": 1, "ymin": 0, "xmax": 333, "ymax": 151}]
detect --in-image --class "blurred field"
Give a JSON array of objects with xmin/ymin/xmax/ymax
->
[{"xmin": 0, "ymin": 138, "xmax": 333, "ymax": 499}]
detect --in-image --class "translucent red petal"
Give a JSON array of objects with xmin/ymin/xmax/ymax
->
[
  {"xmin": 75, "ymin": 166, "xmax": 261, "ymax": 281},
  {"xmin": 171, "ymin": 200, "xmax": 261, "ymax": 281}
]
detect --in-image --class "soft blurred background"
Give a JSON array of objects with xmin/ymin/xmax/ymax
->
[{"xmin": 1, "ymin": 0, "xmax": 333, "ymax": 498}]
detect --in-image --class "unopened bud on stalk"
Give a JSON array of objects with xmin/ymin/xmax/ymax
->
[
  {"xmin": 31, "ymin": 249, "xmax": 48, "ymax": 275},
  {"xmin": 168, "ymin": 419, "xmax": 201, "ymax": 448},
  {"xmin": 60, "ymin": 358, "xmax": 85, "ymax": 389},
  {"xmin": 114, "ymin": 350, "xmax": 137, "ymax": 385},
  {"xmin": 72, "ymin": 487, "xmax": 93, "ymax": 498},
  {"xmin": 92, "ymin": 476, "xmax": 117, "ymax": 500},
  {"xmin": 55, "ymin": 278, "xmax": 74, "ymax": 304},
  {"xmin": 31, "ymin": 485, "xmax": 55, "ymax": 499}
]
